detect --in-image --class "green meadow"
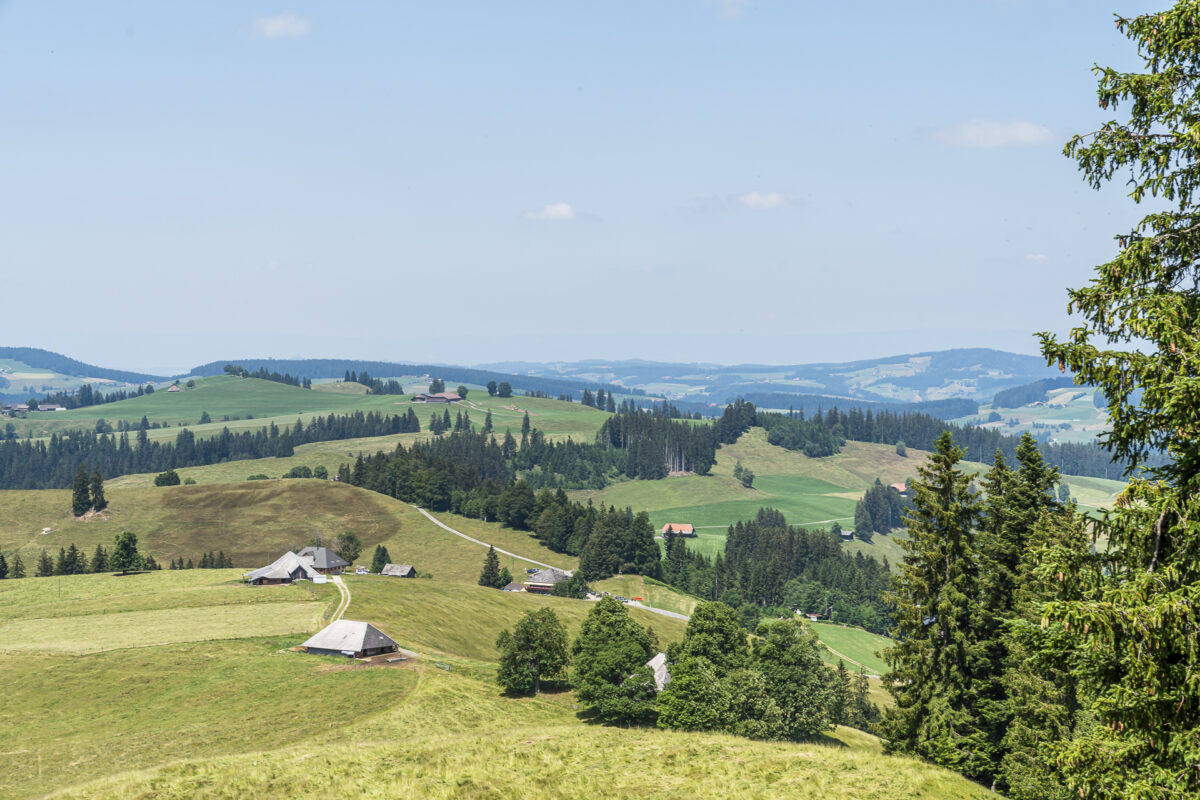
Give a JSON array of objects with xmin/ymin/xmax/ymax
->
[
  {"xmin": 9, "ymin": 375, "xmax": 612, "ymax": 441},
  {"xmin": 0, "ymin": 568, "xmax": 990, "ymax": 800}
]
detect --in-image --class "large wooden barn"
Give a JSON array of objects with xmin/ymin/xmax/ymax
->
[
  {"xmin": 244, "ymin": 551, "xmax": 320, "ymax": 585},
  {"xmin": 301, "ymin": 620, "xmax": 399, "ymax": 658}
]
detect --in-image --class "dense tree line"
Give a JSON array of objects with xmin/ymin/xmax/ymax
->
[
  {"xmin": 30, "ymin": 382, "xmax": 156, "ymax": 410},
  {"xmin": 596, "ymin": 406, "xmax": 717, "ymax": 477},
  {"xmin": 853, "ymin": 479, "xmax": 909, "ymax": 539},
  {"xmin": 225, "ymin": 364, "xmax": 312, "ymax": 388},
  {"xmin": 756, "ymin": 411, "xmax": 844, "ymax": 457},
  {"xmin": 343, "ymin": 370, "xmax": 404, "ymax": 395},
  {"xmin": 736, "ymin": 392, "xmax": 979, "ymax": 421},
  {"xmin": 765, "ymin": 404, "xmax": 1159, "ymax": 480},
  {"xmin": 660, "ymin": 508, "xmax": 892, "ymax": 633},
  {"xmin": 0, "ymin": 409, "xmax": 421, "ymax": 490}
]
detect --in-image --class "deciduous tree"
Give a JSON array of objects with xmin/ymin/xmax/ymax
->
[{"xmin": 496, "ymin": 607, "xmax": 570, "ymax": 694}]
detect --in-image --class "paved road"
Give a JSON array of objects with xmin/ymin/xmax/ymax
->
[
  {"xmin": 413, "ymin": 506, "xmax": 560, "ymax": 569},
  {"xmin": 331, "ymin": 575, "xmax": 350, "ymax": 620},
  {"xmin": 624, "ymin": 599, "xmax": 690, "ymax": 621}
]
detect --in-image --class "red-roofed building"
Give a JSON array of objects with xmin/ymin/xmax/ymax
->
[{"xmin": 661, "ymin": 523, "xmax": 695, "ymax": 538}]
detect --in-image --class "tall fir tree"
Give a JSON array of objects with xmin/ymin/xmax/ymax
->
[
  {"xmin": 36, "ymin": 548, "xmax": 54, "ymax": 577},
  {"xmin": 880, "ymin": 431, "xmax": 991, "ymax": 782},
  {"xmin": 11, "ymin": 552, "xmax": 25, "ymax": 579},
  {"xmin": 90, "ymin": 544, "xmax": 108, "ymax": 573},
  {"xmin": 478, "ymin": 545, "xmax": 501, "ymax": 588},
  {"xmin": 90, "ymin": 468, "xmax": 107, "ymax": 511},
  {"xmin": 0, "ymin": 552, "xmax": 7, "ymax": 580},
  {"xmin": 71, "ymin": 463, "xmax": 91, "ymax": 516}
]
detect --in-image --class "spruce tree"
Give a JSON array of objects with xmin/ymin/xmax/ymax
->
[
  {"xmin": 90, "ymin": 468, "xmax": 107, "ymax": 511},
  {"xmin": 10, "ymin": 552, "xmax": 25, "ymax": 579},
  {"xmin": 0, "ymin": 553, "xmax": 7, "ymax": 579},
  {"xmin": 71, "ymin": 463, "xmax": 91, "ymax": 516},
  {"xmin": 36, "ymin": 549, "xmax": 54, "ymax": 577},
  {"xmin": 478, "ymin": 545, "xmax": 501, "ymax": 588},
  {"xmin": 90, "ymin": 544, "xmax": 108, "ymax": 573},
  {"xmin": 880, "ymin": 431, "xmax": 991, "ymax": 782},
  {"xmin": 1037, "ymin": 9, "xmax": 1200, "ymax": 793},
  {"xmin": 54, "ymin": 547, "xmax": 68, "ymax": 575},
  {"xmin": 370, "ymin": 544, "xmax": 391, "ymax": 573},
  {"xmin": 482, "ymin": 409, "xmax": 493, "ymax": 434}
]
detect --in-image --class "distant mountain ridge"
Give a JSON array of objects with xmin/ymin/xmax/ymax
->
[
  {"xmin": 480, "ymin": 348, "xmax": 1064, "ymax": 405},
  {"xmin": 0, "ymin": 347, "xmax": 165, "ymax": 384}
]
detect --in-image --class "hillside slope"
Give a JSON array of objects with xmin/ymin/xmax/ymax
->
[{"xmin": 0, "ymin": 571, "xmax": 991, "ymax": 800}]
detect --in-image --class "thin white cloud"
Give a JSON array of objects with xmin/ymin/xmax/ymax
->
[
  {"xmin": 716, "ymin": 0, "xmax": 750, "ymax": 19},
  {"xmin": 933, "ymin": 119, "xmax": 1053, "ymax": 148},
  {"xmin": 524, "ymin": 202, "xmax": 577, "ymax": 221},
  {"xmin": 252, "ymin": 14, "xmax": 311, "ymax": 39},
  {"xmin": 738, "ymin": 191, "xmax": 792, "ymax": 210},
  {"xmin": 1024, "ymin": 253, "xmax": 1050, "ymax": 263}
]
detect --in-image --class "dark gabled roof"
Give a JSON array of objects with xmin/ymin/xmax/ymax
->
[{"xmin": 297, "ymin": 546, "xmax": 349, "ymax": 569}]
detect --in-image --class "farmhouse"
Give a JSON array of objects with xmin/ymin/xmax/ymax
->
[
  {"xmin": 502, "ymin": 581, "xmax": 525, "ymax": 592},
  {"xmin": 646, "ymin": 652, "xmax": 671, "ymax": 692},
  {"xmin": 889, "ymin": 482, "xmax": 907, "ymax": 495},
  {"xmin": 661, "ymin": 523, "xmax": 695, "ymax": 538},
  {"xmin": 380, "ymin": 563, "xmax": 415, "ymax": 578},
  {"xmin": 167, "ymin": 384, "xmax": 181, "ymax": 393},
  {"xmin": 840, "ymin": 529, "xmax": 855, "ymax": 542},
  {"xmin": 296, "ymin": 546, "xmax": 349, "ymax": 575},
  {"xmin": 244, "ymin": 551, "xmax": 320, "ymax": 585},
  {"xmin": 524, "ymin": 567, "xmax": 570, "ymax": 594},
  {"xmin": 411, "ymin": 391, "xmax": 463, "ymax": 403},
  {"xmin": 301, "ymin": 620, "xmax": 399, "ymax": 658}
]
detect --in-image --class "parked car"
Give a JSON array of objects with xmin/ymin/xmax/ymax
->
[{"xmin": 354, "ymin": 566, "xmax": 370, "ymax": 575}]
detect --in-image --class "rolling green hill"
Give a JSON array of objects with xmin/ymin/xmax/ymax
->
[
  {"xmin": 7, "ymin": 376, "xmax": 612, "ymax": 442},
  {"xmin": 0, "ymin": 481, "xmax": 573, "ymax": 581},
  {"xmin": 0, "ymin": 569, "xmax": 990, "ymax": 800}
]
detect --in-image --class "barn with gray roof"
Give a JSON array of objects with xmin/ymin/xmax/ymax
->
[
  {"xmin": 244, "ymin": 551, "xmax": 320, "ymax": 585},
  {"xmin": 296, "ymin": 546, "xmax": 349, "ymax": 575},
  {"xmin": 301, "ymin": 620, "xmax": 399, "ymax": 658}
]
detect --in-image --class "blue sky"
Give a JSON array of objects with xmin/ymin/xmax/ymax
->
[{"xmin": 0, "ymin": 1, "xmax": 1163, "ymax": 373}]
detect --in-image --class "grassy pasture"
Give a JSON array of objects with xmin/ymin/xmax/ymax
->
[
  {"xmin": 807, "ymin": 621, "xmax": 891, "ymax": 676},
  {"xmin": 51, "ymin": 664, "xmax": 992, "ymax": 800},
  {"xmin": 0, "ymin": 531, "xmax": 988, "ymax": 800},
  {"xmin": 0, "ymin": 567, "xmax": 331, "ymax": 621},
  {"xmin": 592, "ymin": 574, "xmax": 702, "ymax": 617},
  {"xmin": 0, "ymin": 638, "xmax": 414, "ymax": 799},
  {"xmin": 0, "ymin": 601, "xmax": 323, "ymax": 653},
  {"xmin": 9, "ymin": 377, "xmax": 612, "ymax": 441},
  {"xmin": 344, "ymin": 575, "xmax": 686, "ymax": 661},
  {"xmin": 0, "ymin": 482, "xmax": 562, "ymax": 583}
]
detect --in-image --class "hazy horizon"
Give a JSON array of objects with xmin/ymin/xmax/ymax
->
[{"xmin": 2, "ymin": 1, "xmax": 1159, "ymax": 371}]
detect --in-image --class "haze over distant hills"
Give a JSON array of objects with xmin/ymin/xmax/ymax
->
[
  {"xmin": 3, "ymin": 346, "xmax": 1065, "ymax": 413},
  {"xmin": 481, "ymin": 348, "xmax": 1064, "ymax": 405}
]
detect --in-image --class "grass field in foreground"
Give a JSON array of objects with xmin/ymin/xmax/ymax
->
[
  {"xmin": 51, "ymin": 665, "xmax": 992, "ymax": 800},
  {"xmin": 1, "ymin": 554, "xmax": 988, "ymax": 800}
]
